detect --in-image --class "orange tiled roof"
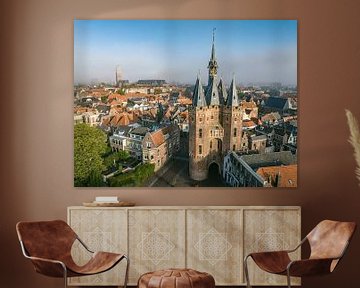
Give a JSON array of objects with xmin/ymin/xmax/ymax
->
[
  {"xmin": 242, "ymin": 120, "xmax": 257, "ymax": 127},
  {"xmin": 150, "ymin": 130, "xmax": 165, "ymax": 147},
  {"xmin": 178, "ymin": 97, "xmax": 192, "ymax": 105},
  {"xmin": 241, "ymin": 101, "xmax": 257, "ymax": 109},
  {"xmin": 180, "ymin": 111, "xmax": 189, "ymax": 120},
  {"xmin": 101, "ymin": 116, "xmax": 111, "ymax": 126},
  {"xmin": 256, "ymin": 164, "xmax": 297, "ymax": 187},
  {"xmin": 125, "ymin": 92, "xmax": 149, "ymax": 98}
]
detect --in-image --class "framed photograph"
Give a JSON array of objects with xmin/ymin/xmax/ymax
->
[{"xmin": 74, "ymin": 20, "xmax": 297, "ymax": 188}]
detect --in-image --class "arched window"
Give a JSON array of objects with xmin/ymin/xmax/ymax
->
[{"xmin": 199, "ymin": 128, "xmax": 203, "ymax": 138}]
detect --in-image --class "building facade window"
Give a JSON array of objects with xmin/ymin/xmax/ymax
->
[
  {"xmin": 199, "ymin": 128, "xmax": 203, "ymax": 138},
  {"xmin": 199, "ymin": 145, "xmax": 202, "ymax": 155},
  {"xmin": 234, "ymin": 128, "xmax": 237, "ymax": 137}
]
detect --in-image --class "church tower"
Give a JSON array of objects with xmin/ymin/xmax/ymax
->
[{"xmin": 189, "ymin": 30, "xmax": 243, "ymax": 182}]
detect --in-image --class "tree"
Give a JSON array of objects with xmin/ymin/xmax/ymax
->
[
  {"xmin": 74, "ymin": 123, "xmax": 107, "ymax": 186},
  {"xmin": 103, "ymin": 150, "xmax": 130, "ymax": 170},
  {"xmin": 116, "ymin": 88, "xmax": 126, "ymax": 95},
  {"xmin": 109, "ymin": 163, "xmax": 155, "ymax": 187}
]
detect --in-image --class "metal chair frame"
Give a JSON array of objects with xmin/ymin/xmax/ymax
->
[
  {"xmin": 244, "ymin": 237, "xmax": 350, "ymax": 288},
  {"xmin": 19, "ymin": 233, "xmax": 129, "ymax": 288}
]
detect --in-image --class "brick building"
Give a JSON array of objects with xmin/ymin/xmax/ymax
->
[{"xmin": 189, "ymin": 32, "xmax": 243, "ymax": 181}]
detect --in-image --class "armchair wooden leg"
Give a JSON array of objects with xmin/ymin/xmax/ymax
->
[{"xmin": 244, "ymin": 255, "xmax": 252, "ymax": 288}]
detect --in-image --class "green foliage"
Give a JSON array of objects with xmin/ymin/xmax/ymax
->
[
  {"xmin": 116, "ymin": 88, "xmax": 126, "ymax": 95},
  {"xmin": 238, "ymin": 91, "xmax": 245, "ymax": 99},
  {"xmin": 154, "ymin": 88, "xmax": 162, "ymax": 94},
  {"xmin": 103, "ymin": 150, "xmax": 130, "ymax": 170},
  {"xmin": 74, "ymin": 123, "xmax": 107, "ymax": 187},
  {"xmin": 109, "ymin": 163, "xmax": 155, "ymax": 187},
  {"xmin": 101, "ymin": 96, "xmax": 108, "ymax": 103}
]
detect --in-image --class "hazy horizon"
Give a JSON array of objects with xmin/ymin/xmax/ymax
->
[{"xmin": 74, "ymin": 20, "xmax": 297, "ymax": 86}]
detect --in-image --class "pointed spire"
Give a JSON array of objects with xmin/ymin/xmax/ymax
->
[
  {"xmin": 211, "ymin": 28, "xmax": 216, "ymax": 61},
  {"xmin": 227, "ymin": 74, "xmax": 239, "ymax": 107},
  {"xmin": 208, "ymin": 28, "xmax": 218, "ymax": 84},
  {"xmin": 192, "ymin": 74, "xmax": 207, "ymax": 107},
  {"xmin": 218, "ymin": 78, "xmax": 228, "ymax": 105},
  {"xmin": 205, "ymin": 77, "xmax": 220, "ymax": 106}
]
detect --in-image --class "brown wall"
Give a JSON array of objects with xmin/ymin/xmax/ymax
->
[{"xmin": 1, "ymin": 0, "xmax": 360, "ymax": 287}]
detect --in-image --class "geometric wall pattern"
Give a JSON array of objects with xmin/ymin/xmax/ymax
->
[
  {"xmin": 187, "ymin": 209, "xmax": 242, "ymax": 285},
  {"xmin": 68, "ymin": 208, "xmax": 128, "ymax": 286},
  {"xmin": 138, "ymin": 227, "xmax": 175, "ymax": 265},
  {"xmin": 68, "ymin": 206, "xmax": 300, "ymax": 286},
  {"xmin": 128, "ymin": 209, "xmax": 186, "ymax": 284},
  {"xmin": 244, "ymin": 209, "xmax": 301, "ymax": 286}
]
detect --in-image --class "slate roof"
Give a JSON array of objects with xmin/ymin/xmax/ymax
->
[
  {"xmin": 227, "ymin": 76, "xmax": 239, "ymax": 107},
  {"xmin": 192, "ymin": 75, "xmax": 207, "ymax": 107},
  {"xmin": 205, "ymin": 77, "xmax": 220, "ymax": 106},
  {"xmin": 218, "ymin": 78, "xmax": 228, "ymax": 105},
  {"xmin": 264, "ymin": 97, "xmax": 289, "ymax": 110},
  {"xmin": 131, "ymin": 127, "xmax": 150, "ymax": 136},
  {"xmin": 240, "ymin": 151, "xmax": 296, "ymax": 170}
]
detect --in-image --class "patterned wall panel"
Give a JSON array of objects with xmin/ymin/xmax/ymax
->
[
  {"xmin": 243, "ymin": 209, "xmax": 301, "ymax": 286},
  {"xmin": 187, "ymin": 209, "xmax": 243, "ymax": 285},
  {"xmin": 68, "ymin": 208, "xmax": 127, "ymax": 286},
  {"xmin": 128, "ymin": 209, "xmax": 186, "ymax": 284}
]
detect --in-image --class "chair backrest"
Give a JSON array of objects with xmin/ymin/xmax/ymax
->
[
  {"xmin": 16, "ymin": 220, "xmax": 77, "ymax": 261},
  {"xmin": 307, "ymin": 220, "xmax": 356, "ymax": 261}
]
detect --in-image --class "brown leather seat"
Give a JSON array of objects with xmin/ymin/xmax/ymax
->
[
  {"xmin": 244, "ymin": 220, "xmax": 356, "ymax": 288},
  {"xmin": 16, "ymin": 220, "xmax": 129, "ymax": 288},
  {"xmin": 138, "ymin": 268, "xmax": 215, "ymax": 288}
]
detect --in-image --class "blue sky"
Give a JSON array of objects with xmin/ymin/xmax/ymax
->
[{"xmin": 74, "ymin": 20, "xmax": 297, "ymax": 85}]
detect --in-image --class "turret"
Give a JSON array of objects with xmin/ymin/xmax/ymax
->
[
  {"xmin": 192, "ymin": 75, "xmax": 207, "ymax": 107},
  {"xmin": 227, "ymin": 75, "xmax": 239, "ymax": 107},
  {"xmin": 218, "ymin": 78, "xmax": 228, "ymax": 105}
]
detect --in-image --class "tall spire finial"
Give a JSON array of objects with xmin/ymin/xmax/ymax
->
[
  {"xmin": 208, "ymin": 28, "xmax": 218, "ymax": 83},
  {"xmin": 211, "ymin": 28, "xmax": 216, "ymax": 60}
]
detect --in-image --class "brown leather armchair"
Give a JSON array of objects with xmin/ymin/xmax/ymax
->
[
  {"xmin": 244, "ymin": 220, "xmax": 356, "ymax": 288},
  {"xmin": 16, "ymin": 220, "xmax": 129, "ymax": 288}
]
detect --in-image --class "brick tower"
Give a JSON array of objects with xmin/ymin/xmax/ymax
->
[{"xmin": 189, "ymin": 31, "xmax": 243, "ymax": 181}]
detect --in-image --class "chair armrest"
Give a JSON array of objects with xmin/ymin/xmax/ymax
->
[
  {"xmin": 76, "ymin": 236, "xmax": 94, "ymax": 253},
  {"xmin": 287, "ymin": 258, "xmax": 336, "ymax": 277},
  {"xmin": 25, "ymin": 255, "xmax": 67, "ymax": 277},
  {"xmin": 247, "ymin": 250, "xmax": 290, "ymax": 258},
  {"xmin": 26, "ymin": 255, "xmax": 65, "ymax": 266},
  {"xmin": 285, "ymin": 237, "xmax": 307, "ymax": 253},
  {"xmin": 19, "ymin": 240, "xmax": 67, "ymax": 277}
]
